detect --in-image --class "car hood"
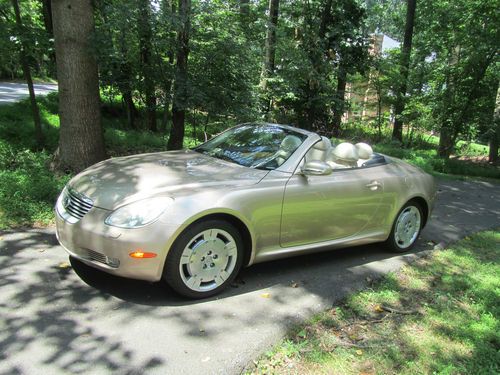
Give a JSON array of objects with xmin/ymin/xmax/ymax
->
[{"xmin": 68, "ymin": 150, "xmax": 268, "ymax": 209}]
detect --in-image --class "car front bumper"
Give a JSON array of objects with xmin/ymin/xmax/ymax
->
[{"xmin": 55, "ymin": 206, "xmax": 181, "ymax": 282}]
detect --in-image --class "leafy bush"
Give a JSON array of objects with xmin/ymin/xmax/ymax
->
[{"xmin": 0, "ymin": 139, "xmax": 70, "ymax": 228}]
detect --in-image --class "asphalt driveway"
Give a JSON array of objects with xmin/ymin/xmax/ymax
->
[
  {"xmin": 1, "ymin": 178, "xmax": 499, "ymax": 374},
  {"xmin": 0, "ymin": 82, "xmax": 58, "ymax": 104}
]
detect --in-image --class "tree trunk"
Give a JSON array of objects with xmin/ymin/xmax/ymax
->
[
  {"xmin": 40, "ymin": 0, "xmax": 56, "ymax": 77},
  {"xmin": 52, "ymin": 0, "xmax": 106, "ymax": 172},
  {"xmin": 12, "ymin": 0, "xmax": 44, "ymax": 148},
  {"xmin": 138, "ymin": 0, "xmax": 157, "ymax": 132},
  {"xmin": 40, "ymin": 0, "xmax": 53, "ymax": 34},
  {"xmin": 263, "ymin": 0, "xmax": 279, "ymax": 77},
  {"xmin": 240, "ymin": 0, "xmax": 250, "ymax": 26},
  {"xmin": 438, "ymin": 121, "xmax": 454, "ymax": 158},
  {"xmin": 161, "ymin": 77, "xmax": 173, "ymax": 130},
  {"xmin": 489, "ymin": 82, "xmax": 500, "ymax": 163},
  {"xmin": 122, "ymin": 89, "xmax": 137, "ymax": 129},
  {"xmin": 167, "ymin": 0, "xmax": 191, "ymax": 150},
  {"xmin": 260, "ymin": 0, "xmax": 280, "ymax": 115},
  {"xmin": 331, "ymin": 66, "xmax": 347, "ymax": 137},
  {"xmin": 392, "ymin": 0, "xmax": 417, "ymax": 142}
]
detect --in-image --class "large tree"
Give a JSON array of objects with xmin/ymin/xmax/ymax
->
[{"xmin": 52, "ymin": 0, "xmax": 106, "ymax": 171}]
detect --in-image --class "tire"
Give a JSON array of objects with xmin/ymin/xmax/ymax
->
[
  {"xmin": 163, "ymin": 219, "xmax": 244, "ymax": 299},
  {"xmin": 385, "ymin": 201, "xmax": 423, "ymax": 253}
]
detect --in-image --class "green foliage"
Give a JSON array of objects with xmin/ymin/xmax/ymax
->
[
  {"xmin": 0, "ymin": 141, "xmax": 70, "ymax": 227},
  {"xmin": 0, "ymin": 0, "xmax": 55, "ymax": 79},
  {"xmin": 0, "ymin": 96, "xmax": 63, "ymax": 228}
]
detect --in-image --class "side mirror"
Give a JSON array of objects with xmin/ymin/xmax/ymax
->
[{"xmin": 300, "ymin": 160, "xmax": 332, "ymax": 176}]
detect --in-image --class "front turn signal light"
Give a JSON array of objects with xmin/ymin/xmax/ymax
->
[{"xmin": 129, "ymin": 251, "xmax": 157, "ymax": 259}]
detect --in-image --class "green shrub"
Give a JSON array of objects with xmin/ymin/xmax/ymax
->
[{"xmin": 0, "ymin": 143, "xmax": 70, "ymax": 228}]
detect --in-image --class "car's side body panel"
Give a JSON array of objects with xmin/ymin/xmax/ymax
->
[{"xmin": 280, "ymin": 166, "xmax": 386, "ymax": 246}]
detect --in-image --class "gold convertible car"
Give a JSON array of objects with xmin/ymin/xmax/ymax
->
[{"xmin": 56, "ymin": 123, "xmax": 437, "ymax": 298}]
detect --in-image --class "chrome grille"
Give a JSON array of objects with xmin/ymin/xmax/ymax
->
[
  {"xmin": 63, "ymin": 188, "xmax": 93, "ymax": 220},
  {"xmin": 85, "ymin": 249, "xmax": 120, "ymax": 268},
  {"xmin": 86, "ymin": 249, "xmax": 107, "ymax": 264}
]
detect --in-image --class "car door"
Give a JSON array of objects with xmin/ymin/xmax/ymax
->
[{"xmin": 280, "ymin": 166, "xmax": 385, "ymax": 247}]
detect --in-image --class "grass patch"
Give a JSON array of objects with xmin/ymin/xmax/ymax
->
[
  {"xmin": 0, "ymin": 95, "xmax": 66, "ymax": 228},
  {"xmin": 249, "ymin": 230, "xmax": 500, "ymax": 374}
]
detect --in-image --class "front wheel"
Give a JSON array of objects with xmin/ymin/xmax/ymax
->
[
  {"xmin": 385, "ymin": 201, "xmax": 423, "ymax": 253},
  {"xmin": 163, "ymin": 220, "xmax": 244, "ymax": 298}
]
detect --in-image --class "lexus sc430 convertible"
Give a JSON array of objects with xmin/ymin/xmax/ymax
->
[{"xmin": 56, "ymin": 123, "xmax": 437, "ymax": 298}]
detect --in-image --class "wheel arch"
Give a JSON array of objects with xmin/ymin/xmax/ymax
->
[
  {"xmin": 166, "ymin": 209, "xmax": 255, "ymax": 269},
  {"xmin": 405, "ymin": 196, "xmax": 430, "ymax": 228}
]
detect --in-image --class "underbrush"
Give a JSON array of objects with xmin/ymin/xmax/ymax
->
[{"xmin": 0, "ymin": 140, "xmax": 70, "ymax": 227}]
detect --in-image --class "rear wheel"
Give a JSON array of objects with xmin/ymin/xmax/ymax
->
[
  {"xmin": 385, "ymin": 201, "xmax": 423, "ymax": 253},
  {"xmin": 163, "ymin": 219, "xmax": 244, "ymax": 298}
]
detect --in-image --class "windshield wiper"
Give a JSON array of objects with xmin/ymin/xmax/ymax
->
[{"xmin": 213, "ymin": 153, "xmax": 240, "ymax": 165}]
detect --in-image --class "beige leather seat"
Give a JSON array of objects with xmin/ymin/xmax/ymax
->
[
  {"xmin": 276, "ymin": 135, "xmax": 303, "ymax": 166},
  {"xmin": 304, "ymin": 136, "xmax": 332, "ymax": 163},
  {"xmin": 355, "ymin": 142, "xmax": 373, "ymax": 167},
  {"xmin": 326, "ymin": 142, "xmax": 359, "ymax": 168}
]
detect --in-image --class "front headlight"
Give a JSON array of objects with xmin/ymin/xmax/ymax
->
[{"xmin": 104, "ymin": 197, "xmax": 174, "ymax": 228}]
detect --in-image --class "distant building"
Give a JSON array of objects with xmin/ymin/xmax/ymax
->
[{"xmin": 343, "ymin": 34, "xmax": 400, "ymax": 125}]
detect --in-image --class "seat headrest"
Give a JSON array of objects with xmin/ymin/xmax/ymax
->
[
  {"xmin": 333, "ymin": 142, "xmax": 358, "ymax": 163},
  {"xmin": 280, "ymin": 135, "xmax": 302, "ymax": 152},
  {"xmin": 355, "ymin": 142, "xmax": 373, "ymax": 160},
  {"xmin": 313, "ymin": 136, "xmax": 332, "ymax": 151}
]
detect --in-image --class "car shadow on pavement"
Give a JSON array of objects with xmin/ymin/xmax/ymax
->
[{"xmin": 70, "ymin": 242, "xmax": 426, "ymax": 306}]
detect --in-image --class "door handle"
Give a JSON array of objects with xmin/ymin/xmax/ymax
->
[{"xmin": 366, "ymin": 181, "xmax": 381, "ymax": 190}]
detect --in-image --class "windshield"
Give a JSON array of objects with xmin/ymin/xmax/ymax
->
[{"xmin": 194, "ymin": 124, "xmax": 307, "ymax": 170}]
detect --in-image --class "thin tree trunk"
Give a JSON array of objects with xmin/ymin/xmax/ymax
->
[
  {"xmin": 138, "ymin": 0, "xmax": 157, "ymax": 132},
  {"xmin": 489, "ymin": 82, "xmax": 500, "ymax": 163},
  {"xmin": 392, "ymin": 0, "xmax": 417, "ymax": 142},
  {"xmin": 240, "ymin": 0, "xmax": 250, "ymax": 27},
  {"xmin": 122, "ymin": 90, "xmax": 137, "ymax": 129},
  {"xmin": 377, "ymin": 90, "xmax": 382, "ymax": 140},
  {"xmin": 161, "ymin": 77, "xmax": 173, "ymax": 130},
  {"xmin": 332, "ymin": 66, "xmax": 347, "ymax": 137},
  {"xmin": 168, "ymin": 0, "xmax": 191, "ymax": 150},
  {"xmin": 52, "ymin": 0, "xmax": 106, "ymax": 172},
  {"xmin": 263, "ymin": 0, "xmax": 279, "ymax": 78},
  {"xmin": 260, "ymin": 0, "xmax": 280, "ymax": 116},
  {"xmin": 12, "ymin": 0, "xmax": 44, "ymax": 148},
  {"xmin": 40, "ymin": 0, "xmax": 56, "ymax": 76}
]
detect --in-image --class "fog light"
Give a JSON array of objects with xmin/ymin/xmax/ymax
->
[
  {"xmin": 129, "ymin": 251, "xmax": 157, "ymax": 259},
  {"xmin": 106, "ymin": 257, "xmax": 120, "ymax": 268}
]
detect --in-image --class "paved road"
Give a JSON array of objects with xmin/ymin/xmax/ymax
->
[
  {"xmin": 1, "ymin": 179, "xmax": 499, "ymax": 375},
  {"xmin": 0, "ymin": 82, "xmax": 58, "ymax": 104}
]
